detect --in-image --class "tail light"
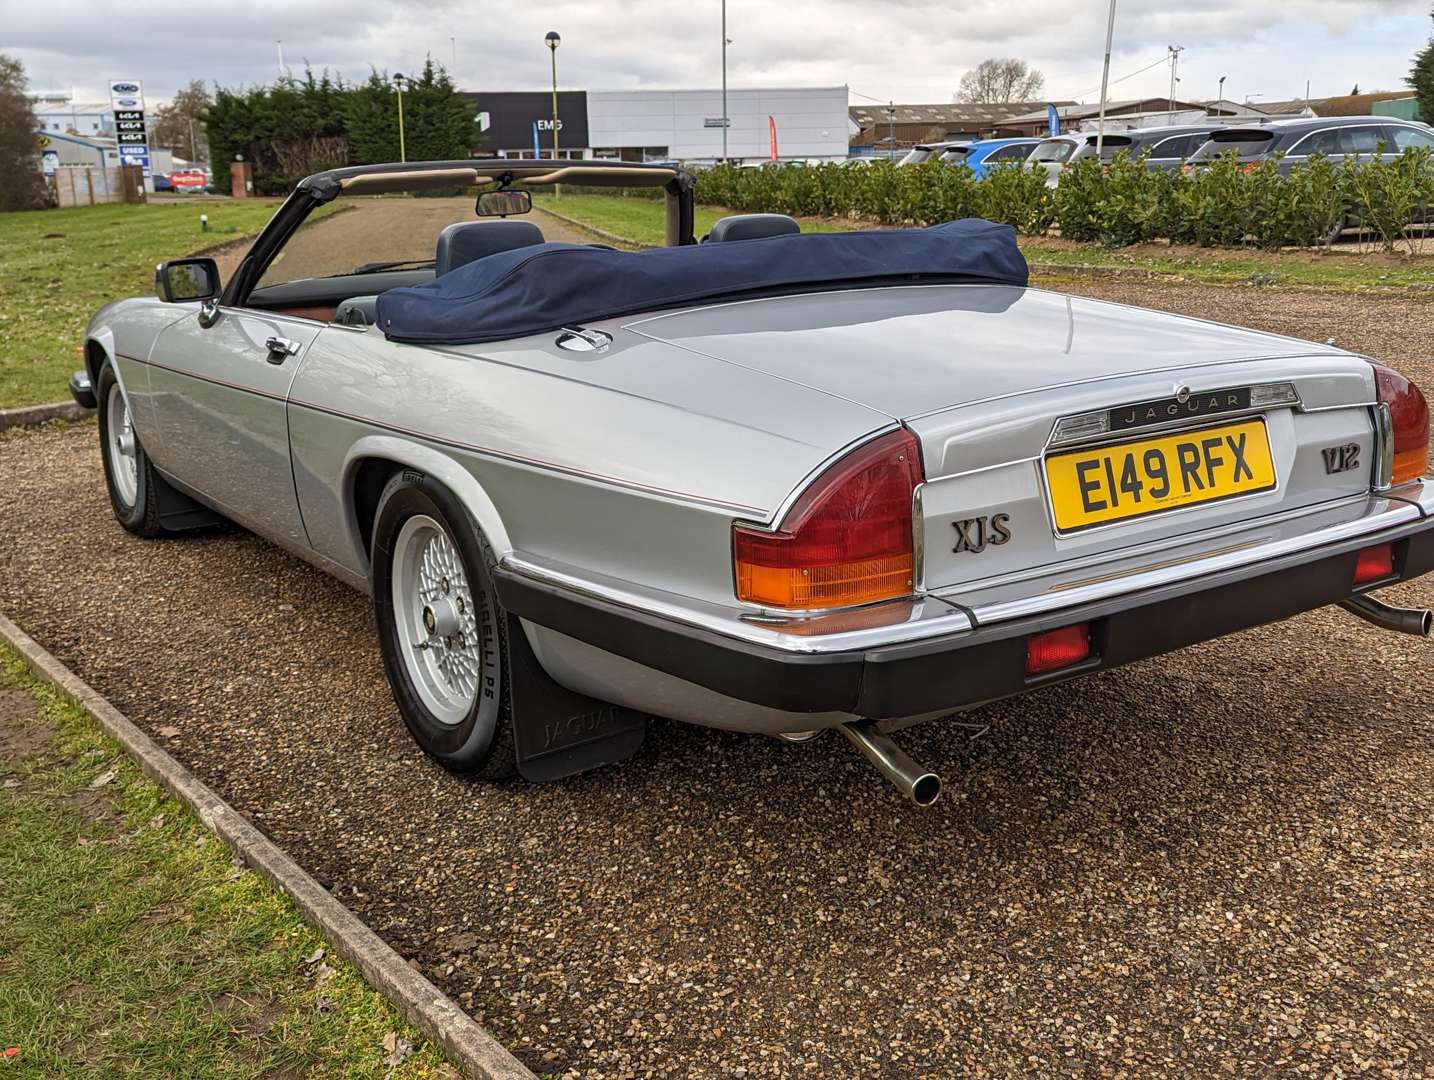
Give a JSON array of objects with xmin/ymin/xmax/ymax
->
[
  {"xmin": 1373, "ymin": 363, "xmax": 1430, "ymax": 485},
  {"xmin": 733, "ymin": 429, "xmax": 922, "ymax": 610},
  {"xmin": 1026, "ymin": 623, "xmax": 1092, "ymax": 676}
]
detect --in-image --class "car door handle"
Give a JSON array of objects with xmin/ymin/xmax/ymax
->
[{"xmin": 264, "ymin": 335, "xmax": 301, "ymax": 364}]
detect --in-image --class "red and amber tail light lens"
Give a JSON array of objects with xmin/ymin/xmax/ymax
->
[
  {"xmin": 733, "ymin": 429, "xmax": 923, "ymax": 610},
  {"xmin": 1373, "ymin": 363, "xmax": 1430, "ymax": 485}
]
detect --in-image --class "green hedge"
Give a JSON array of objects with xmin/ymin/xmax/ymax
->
[{"xmin": 689, "ymin": 149, "xmax": 1434, "ymax": 251}]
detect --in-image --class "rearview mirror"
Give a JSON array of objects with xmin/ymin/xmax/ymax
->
[
  {"xmin": 155, "ymin": 258, "xmax": 220, "ymax": 303},
  {"xmin": 475, "ymin": 189, "xmax": 533, "ymax": 217}
]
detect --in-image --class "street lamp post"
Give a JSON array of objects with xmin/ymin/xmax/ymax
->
[
  {"xmin": 392, "ymin": 73, "xmax": 407, "ymax": 163},
  {"xmin": 1217, "ymin": 74, "xmax": 1227, "ymax": 109},
  {"xmin": 1095, "ymin": 0, "xmax": 1117, "ymax": 157},
  {"xmin": 721, "ymin": 0, "xmax": 728, "ymax": 162},
  {"xmin": 545, "ymin": 31, "xmax": 561, "ymax": 159}
]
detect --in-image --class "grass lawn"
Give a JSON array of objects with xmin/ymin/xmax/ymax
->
[
  {"xmin": 0, "ymin": 201, "xmax": 286, "ymax": 410},
  {"xmin": 534, "ymin": 193, "xmax": 1434, "ymax": 292},
  {"xmin": 0, "ymin": 643, "xmax": 458, "ymax": 1078},
  {"xmin": 533, "ymin": 193, "xmax": 849, "ymax": 247}
]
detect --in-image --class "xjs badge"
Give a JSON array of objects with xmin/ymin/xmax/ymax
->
[
  {"xmin": 953, "ymin": 513, "xmax": 1012, "ymax": 554},
  {"xmin": 1322, "ymin": 442, "xmax": 1360, "ymax": 475}
]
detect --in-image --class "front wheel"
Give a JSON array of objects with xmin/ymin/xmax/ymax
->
[
  {"xmin": 96, "ymin": 363, "xmax": 165, "ymax": 537},
  {"xmin": 371, "ymin": 472, "xmax": 516, "ymax": 778}
]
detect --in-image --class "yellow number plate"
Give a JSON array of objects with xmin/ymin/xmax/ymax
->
[{"xmin": 1045, "ymin": 418, "xmax": 1276, "ymax": 533}]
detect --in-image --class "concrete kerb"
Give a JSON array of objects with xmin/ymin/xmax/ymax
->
[{"xmin": 0, "ymin": 611, "xmax": 536, "ymax": 1080}]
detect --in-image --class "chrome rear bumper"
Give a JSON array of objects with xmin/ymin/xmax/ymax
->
[{"xmin": 493, "ymin": 481, "xmax": 1434, "ymax": 721}]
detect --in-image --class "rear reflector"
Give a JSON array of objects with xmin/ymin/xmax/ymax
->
[
  {"xmin": 1353, "ymin": 542, "xmax": 1395, "ymax": 586},
  {"xmin": 1026, "ymin": 623, "xmax": 1092, "ymax": 677}
]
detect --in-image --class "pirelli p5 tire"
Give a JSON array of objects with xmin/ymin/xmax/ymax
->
[
  {"xmin": 371, "ymin": 471, "xmax": 517, "ymax": 779},
  {"xmin": 96, "ymin": 362, "xmax": 167, "ymax": 538}
]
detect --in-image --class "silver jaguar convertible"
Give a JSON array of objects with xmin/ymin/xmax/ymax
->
[{"xmin": 73, "ymin": 159, "xmax": 1434, "ymax": 804}]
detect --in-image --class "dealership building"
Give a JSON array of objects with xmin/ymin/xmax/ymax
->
[{"xmin": 462, "ymin": 86, "xmax": 851, "ymax": 163}]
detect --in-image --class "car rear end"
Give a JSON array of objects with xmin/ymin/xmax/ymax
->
[
  {"xmin": 1186, "ymin": 127, "xmax": 1283, "ymax": 171},
  {"xmin": 494, "ymin": 285, "xmax": 1434, "ymax": 803}
]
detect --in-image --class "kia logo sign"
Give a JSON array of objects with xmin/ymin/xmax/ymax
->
[{"xmin": 111, "ymin": 82, "xmax": 140, "ymax": 94}]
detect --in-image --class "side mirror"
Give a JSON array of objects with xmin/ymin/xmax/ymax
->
[
  {"xmin": 475, "ymin": 189, "xmax": 533, "ymax": 217},
  {"xmin": 155, "ymin": 258, "xmax": 220, "ymax": 303}
]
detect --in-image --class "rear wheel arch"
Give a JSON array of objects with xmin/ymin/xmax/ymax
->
[{"xmin": 342, "ymin": 438, "xmax": 512, "ymax": 567}]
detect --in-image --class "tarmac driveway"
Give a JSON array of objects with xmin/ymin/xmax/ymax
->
[{"xmin": 3, "ymin": 282, "xmax": 1433, "ymax": 1077}]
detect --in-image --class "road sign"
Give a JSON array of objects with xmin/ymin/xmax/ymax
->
[{"xmin": 108, "ymin": 79, "xmax": 151, "ymax": 177}]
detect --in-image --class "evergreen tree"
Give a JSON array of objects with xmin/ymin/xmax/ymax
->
[
  {"xmin": 0, "ymin": 53, "xmax": 50, "ymax": 211},
  {"xmin": 1412, "ymin": 10, "xmax": 1434, "ymax": 124}
]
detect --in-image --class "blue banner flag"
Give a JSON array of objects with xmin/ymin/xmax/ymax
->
[{"xmin": 1046, "ymin": 103, "xmax": 1061, "ymax": 136}]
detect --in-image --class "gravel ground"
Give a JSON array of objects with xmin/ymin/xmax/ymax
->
[{"xmin": 4, "ymin": 282, "xmax": 1434, "ymax": 1077}]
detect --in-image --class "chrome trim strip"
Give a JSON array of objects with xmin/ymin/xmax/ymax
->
[
  {"xmin": 1373, "ymin": 402, "xmax": 1395, "ymax": 492},
  {"xmin": 965, "ymin": 502, "xmax": 1424, "ymax": 625}
]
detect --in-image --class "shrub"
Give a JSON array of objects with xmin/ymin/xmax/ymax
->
[
  {"xmin": 1171, "ymin": 153, "xmax": 1250, "ymax": 246},
  {"xmin": 683, "ymin": 148, "xmax": 1432, "ymax": 252},
  {"xmin": 1345, "ymin": 144, "xmax": 1431, "ymax": 251},
  {"xmin": 978, "ymin": 162, "xmax": 1054, "ymax": 235}
]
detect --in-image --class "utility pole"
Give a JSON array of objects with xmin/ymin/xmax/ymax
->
[
  {"xmin": 886, "ymin": 102, "xmax": 895, "ymax": 157},
  {"xmin": 1095, "ymin": 0, "xmax": 1117, "ymax": 157},
  {"xmin": 721, "ymin": 0, "xmax": 729, "ymax": 162},
  {"xmin": 451, "ymin": 36, "xmax": 457, "ymax": 72},
  {"xmin": 276, "ymin": 40, "xmax": 285, "ymax": 78},
  {"xmin": 1167, "ymin": 45, "xmax": 1184, "ymax": 113}
]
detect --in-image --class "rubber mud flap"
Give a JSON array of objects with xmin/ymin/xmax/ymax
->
[
  {"xmin": 153, "ymin": 467, "xmax": 225, "ymax": 531},
  {"xmin": 505, "ymin": 612, "xmax": 646, "ymax": 782}
]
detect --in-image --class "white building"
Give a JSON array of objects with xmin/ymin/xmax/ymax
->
[
  {"xmin": 32, "ymin": 93, "xmax": 116, "ymax": 137},
  {"xmin": 586, "ymin": 87, "xmax": 850, "ymax": 163}
]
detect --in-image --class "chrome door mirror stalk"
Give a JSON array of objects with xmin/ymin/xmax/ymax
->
[
  {"xmin": 839, "ymin": 719, "xmax": 942, "ymax": 806},
  {"xmin": 1340, "ymin": 594, "xmax": 1432, "ymax": 637},
  {"xmin": 198, "ymin": 299, "xmax": 221, "ymax": 329}
]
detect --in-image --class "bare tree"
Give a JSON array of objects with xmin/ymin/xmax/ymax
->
[
  {"xmin": 150, "ymin": 80, "xmax": 212, "ymax": 162},
  {"xmin": 0, "ymin": 53, "xmax": 50, "ymax": 211},
  {"xmin": 954, "ymin": 58, "xmax": 1046, "ymax": 104}
]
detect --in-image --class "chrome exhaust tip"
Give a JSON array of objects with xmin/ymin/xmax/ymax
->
[
  {"xmin": 840, "ymin": 720, "xmax": 942, "ymax": 806},
  {"xmin": 1341, "ymin": 595, "xmax": 1433, "ymax": 637}
]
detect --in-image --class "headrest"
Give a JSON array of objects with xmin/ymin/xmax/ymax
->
[
  {"xmin": 706, "ymin": 213, "xmax": 801, "ymax": 243},
  {"xmin": 435, "ymin": 220, "xmax": 545, "ymax": 276}
]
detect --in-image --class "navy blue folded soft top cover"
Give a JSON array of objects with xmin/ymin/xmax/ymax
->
[{"xmin": 375, "ymin": 218, "xmax": 1028, "ymax": 345}]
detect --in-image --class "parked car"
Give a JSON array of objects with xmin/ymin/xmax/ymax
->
[
  {"xmin": 1027, "ymin": 132, "xmax": 1135, "ymax": 186},
  {"xmin": 897, "ymin": 140, "xmax": 968, "ymax": 166},
  {"xmin": 1187, "ymin": 116, "xmax": 1434, "ymax": 240},
  {"xmin": 71, "ymin": 158, "xmax": 1434, "ymax": 805},
  {"xmin": 1118, "ymin": 125, "xmax": 1222, "ymax": 171},
  {"xmin": 1188, "ymin": 115, "xmax": 1434, "ymax": 170},
  {"xmin": 939, "ymin": 138, "xmax": 1043, "ymax": 179}
]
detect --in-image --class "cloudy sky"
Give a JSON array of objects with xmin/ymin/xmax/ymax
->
[{"xmin": 10, "ymin": 0, "xmax": 1428, "ymax": 108}]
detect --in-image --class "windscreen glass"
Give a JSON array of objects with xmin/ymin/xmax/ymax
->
[
  {"xmin": 1189, "ymin": 131, "xmax": 1274, "ymax": 160},
  {"xmin": 1028, "ymin": 140, "xmax": 1074, "ymax": 163},
  {"xmin": 252, "ymin": 193, "xmax": 551, "ymax": 291}
]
